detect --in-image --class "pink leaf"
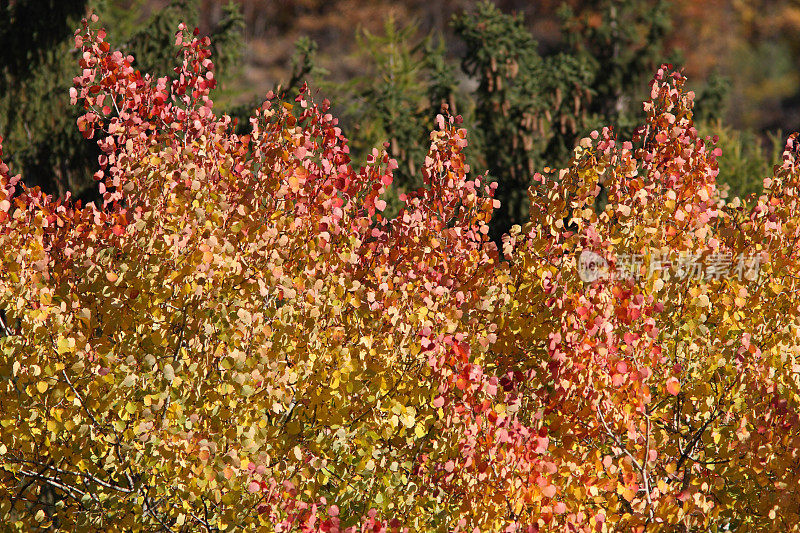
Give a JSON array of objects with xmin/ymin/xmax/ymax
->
[{"xmin": 666, "ymin": 377, "xmax": 681, "ymax": 396}]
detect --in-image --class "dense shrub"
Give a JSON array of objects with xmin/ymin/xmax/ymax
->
[{"xmin": 1, "ymin": 19, "xmax": 800, "ymax": 532}]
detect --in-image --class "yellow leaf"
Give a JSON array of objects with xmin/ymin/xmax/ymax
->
[
  {"xmin": 37, "ymin": 381, "xmax": 48, "ymax": 393},
  {"xmin": 513, "ymin": 499, "xmax": 524, "ymax": 516},
  {"xmin": 56, "ymin": 336, "xmax": 75, "ymax": 354}
]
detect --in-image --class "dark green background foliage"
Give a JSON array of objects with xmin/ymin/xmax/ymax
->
[
  {"xmin": 0, "ymin": 0, "xmax": 243, "ymax": 201},
  {"xmin": 332, "ymin": 1, "xmax": 674, "ymax": 239},
  {"xmin": 329, "ymin": 19, "xmax": 459, "ymax": 217},
  {"xmin": 453, "ymin": 1, "xmax": 596, "ymax": 238},
  {"xmin": 1, "ymin": 0, "xmax": 93, "ymax": 198}
]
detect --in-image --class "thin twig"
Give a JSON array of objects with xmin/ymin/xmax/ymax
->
[
  {"xmin": 18, "ymin": 468, "xmax": 94, "ymax": 504},
  {"xmin": 19, "ymin": 459, "xmax": 133, "ymax": 494},
  {"xmin": 0, "ymin": 311, "xmax": 12, "ymax": 337},
  {"xmin": 61, "ymin": 370, "xmax": 103, "ymax": 430}
]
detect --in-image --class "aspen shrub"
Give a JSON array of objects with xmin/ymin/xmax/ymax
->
[{"xmin": 1, "ymin": 18, "xmax": 799, "ymax": 532}]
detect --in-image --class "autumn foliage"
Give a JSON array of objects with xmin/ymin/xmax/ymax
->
[{"xmin": 2, "ymin": 17, "xmax": 800, "ymax": 532}]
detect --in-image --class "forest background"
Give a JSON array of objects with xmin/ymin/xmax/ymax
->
[{"xmin": 2, "ymin": 0, "xmax": 800, "ymax": 237}]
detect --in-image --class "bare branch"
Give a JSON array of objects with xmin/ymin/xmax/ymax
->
[{"xmin": 18, "ymin": 459, "xmax": 133, "ymax": 494}]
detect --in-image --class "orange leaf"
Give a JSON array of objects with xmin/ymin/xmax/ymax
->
[{"xmin": 666, "ymin": 377, "xmax": 680, "ymax": 396}]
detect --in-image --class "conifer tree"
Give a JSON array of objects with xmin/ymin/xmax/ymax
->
[{"xmin": 0, "ymin": 0, "xmax": 243, "ymax": 199}]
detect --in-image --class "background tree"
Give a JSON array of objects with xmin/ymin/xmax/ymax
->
[
  {"xmin": 330, "ymin": 19, "xmax": 460, "ymax": 216},
  {"xmin": 335, "ymin": 1, "xmax": 672, "ymax": 239},
  {"xmin": 696, "ymin": 121, "xmax": 784, "ymax": 202},
  {"xmin": 453, "ymin": 1, "xmax": 594, "ymax": 239},
  {"xmin": 559, "ymin": 0, "xmax": 675, "ymax": 134},
  {"xmin": 0, "ymin": 0, "xmax": 243, "ymax": 200}
]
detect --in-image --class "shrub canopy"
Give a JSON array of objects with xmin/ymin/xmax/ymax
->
[{"xmin": 1, "ymin": 17, "xmax": 800, "ymax": 532}]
